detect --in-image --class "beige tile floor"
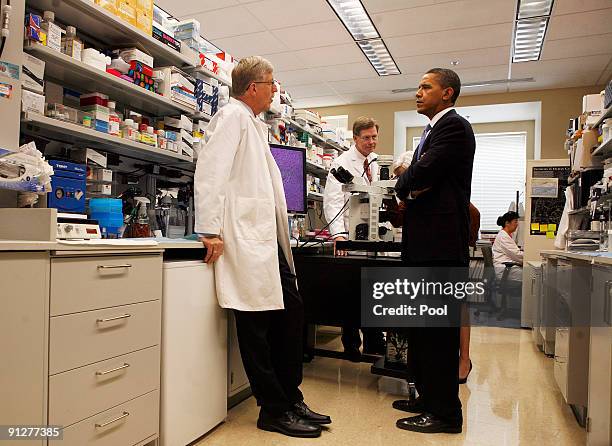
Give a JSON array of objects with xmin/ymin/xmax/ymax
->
[{"xmin": 196, "ymin": 327, "xmax": 586, "ymax": 446}]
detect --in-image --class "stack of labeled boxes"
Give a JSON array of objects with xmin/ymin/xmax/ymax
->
[{"xmin": 94, "ymin": 0, "xmax": 152, "ymax": 35}]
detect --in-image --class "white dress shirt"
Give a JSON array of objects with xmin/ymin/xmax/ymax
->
[
  {"xmin": 323, "ymin": 146, "xmax": 379, "ymax": 239},
  {"xmin": 492, "ymin": 229, "xmax": 524, "ymax": 282}
]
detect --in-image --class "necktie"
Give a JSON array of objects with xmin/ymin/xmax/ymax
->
[
  {"xmin": 363, "ymin": 157, "xmax": 372, "ymax": 183},
  {"xmin": 415, "ymin": 124, "xmax": 432, "ymax": 160}
]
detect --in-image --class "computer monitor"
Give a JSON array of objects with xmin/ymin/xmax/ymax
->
[{"xmin": 269, "ymin": 144, "xmax": 307, "ymax": 214}]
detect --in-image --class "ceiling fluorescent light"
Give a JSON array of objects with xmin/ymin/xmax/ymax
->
[
  {"xmin": 512, "ymin": 0, "xmax": 554, "ymax": 63},
  {"xmin": 390, "ymin": 78, "xmax": 535, "ymax": 94},
  {"xmin": 517, "ymin": 0, "xmax": 554, "ymax": 19},
  {"xmin": 356, "ymin": 38, "xmax": 400, "ymax": 76},
  {"xmin": 512, "ymin": 16, "xmax": 549, "ymax": 62},
  {"xmin": 327, "ymin": 0, "xmax": 380, "ymax": 40}
]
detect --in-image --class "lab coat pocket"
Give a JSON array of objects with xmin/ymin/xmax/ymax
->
[{"xmin": 235, "ymin": 197, "xmax": 275, "ymax": 241}]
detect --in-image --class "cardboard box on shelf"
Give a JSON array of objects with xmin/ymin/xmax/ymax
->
[
  {"xmin": 73, "ymin": 148, "xmax": 107, "ymax": 168},
  {"xmin": 94, "ymin": 0, "xmax": 118, "ymax": 16},
  {"xmin": 136, "ymin": 0, "xmax": 153, "ymax": 14},
  {"xmin": 21, "ymin": 90, "xmax": 45, "ymax": 114},
  {"xmin": 22, "ymin": 53, "xmax": 45, "ymax": 94},
  {"xmin": 117, "ymin": 1, "xmax": 137, "ymax": 26},
  {"xmin": 136, "ymin": 11, "xmax": 153, "ymax": 35}
]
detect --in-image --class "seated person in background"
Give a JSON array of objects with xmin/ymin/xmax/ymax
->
[{"xmin": 492, "ymin": 211, "xmax": 523, "ymax": 282}]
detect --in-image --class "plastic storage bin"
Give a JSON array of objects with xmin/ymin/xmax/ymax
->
[{"xmin": 89, "ymin": 198, "xmax": 123, "ymax": 235}]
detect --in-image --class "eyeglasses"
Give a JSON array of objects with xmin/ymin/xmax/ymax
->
[
  {"xmin": 357, "ymin": 135, "xmax": 378, "ymax": 142},
  {"xmin": 252, "ymin": 79, "xmax": 277, "ymax": 86}
]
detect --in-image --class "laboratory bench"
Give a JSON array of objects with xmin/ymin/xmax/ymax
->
[
  {"xmin": 535, "ymin": 250, "xmax": 612, "ymax": 445},
  {"xmin": 0, "ymin": 239, "xmax": 227, "ymax": 446}
]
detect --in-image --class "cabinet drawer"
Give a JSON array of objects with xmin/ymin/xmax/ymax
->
[
  {"xmin": 49, "ymin": 346, "xmax": 160, "ymax": 427},
  {"xmin": 51, "ymin": 255, "xmax": 162, "ymax": 316},
  {"xmin": 50, "ymin": 301, "xmax": 161, "ymax": 375},
  {"xmin": 60, "ymin": 390, "xmax": 159, "ymax": 446}
]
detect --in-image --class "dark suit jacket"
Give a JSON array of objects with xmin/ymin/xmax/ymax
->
[{"xmin": 395, "ymin": 109, "xmax": 475, "ymax": 265}]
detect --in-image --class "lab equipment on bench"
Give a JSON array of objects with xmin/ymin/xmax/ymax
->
[
  {"xmin": 48, "ymin": 160, "xmax": 86, "ymax": 213},
  {"xmin": 56, "ymin": 213, "xmax": 101, "ymax": 239},
  {"xmin": 331, "ymin": 154, "xmax": 398, "ymax": 242}
]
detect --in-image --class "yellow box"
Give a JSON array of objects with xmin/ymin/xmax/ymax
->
[
  {"xmin": 136, "ymin": 0, "xmax": 153, "ymax": 14},
  {"xmin": 136, "ymin": 11, "xmax": 152, "ymax": 35},
  {"xmin": 117, "ymin": 1, "xmax": 137, "ymax": 26},
  {"xmin": 95, "ymin": 0, "xmax": 118, "ymax": 16}
]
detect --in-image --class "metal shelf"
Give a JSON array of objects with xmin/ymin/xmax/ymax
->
[
  {"xmin": 25, "ymin": 43, "xmax": 194, "ymax": 117},
  {"xmin": 27, "ymin": 0, "xmax": 194, "ymax": 68},
  {"xmin": 593, "ymin": 138, "xmax": 612, "ymax": 158},
  {"xmin": 589, "ymin": 106, "xmax": 612, "ymax": 129},
  {"xmin": 306, "ymin": 160, "xmax": 329, "ymax": 178},
  {"xmin": 284, "ymin": 118, "xmax": 348, "ymax": 153},
  {"xmin": 307, "ymin": 191, "xmax": 324, "ymax": 201},
  {"xmin": 191, "ymin": 66, "xmax": 232, "ymax": 87},
  {"xmin": 597, "ymin": 193, "xmax": 612, "ymax": 206},
  {"xmin": 21, "ymin": 112, "xmax": 194, "ymax": 166}
]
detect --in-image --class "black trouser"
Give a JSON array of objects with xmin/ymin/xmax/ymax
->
[
  {"xmin": 403, "ymin": 260, "xmax": 464, "ymax": 425},
  {"xmin": 408, "ymin": 326, "xmax": 461, "ymax": 424},
  {"xmin": 341, "ymin": 327, "xmax": 385, "ymax": 353},
  {"xmin": 233, "ymin": 245, "xmax": 304, "ymax": 415}
]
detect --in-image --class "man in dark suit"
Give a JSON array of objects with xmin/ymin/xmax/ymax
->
[{"xmin": 393, "ymin": 68, "xmax": 475, "ymax": 434}]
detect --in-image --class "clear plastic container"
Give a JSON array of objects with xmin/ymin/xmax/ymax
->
[{"xmin": 46, "ymin": 103, "xmax": 78, "ymax": 123}]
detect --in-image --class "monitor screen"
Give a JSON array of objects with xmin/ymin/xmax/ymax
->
[{"xmin": 269, "ymin": 144, "xmax": 307, "ymax": 214}]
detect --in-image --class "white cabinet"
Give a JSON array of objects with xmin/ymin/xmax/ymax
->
[
  {"xmin": 587, "ymin": 266, "xmax": 612, "ymax": 446},
  {"xmin": 161, "ymin": 261, "xmax": 227, "ymax": 446},
  {"xmin": 0, "ymin": 252, "xmax": 49, "ymax": 446},
  {"xmin": 228, "ymin": 311, "xmax": 250, "ymax": 399}
]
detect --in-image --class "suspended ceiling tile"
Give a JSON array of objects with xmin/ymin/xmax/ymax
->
[
  {"xmin": 156, "ymin": 0, "xmax": 241, "ymax": 17},
  {"xmin": 371, "ymin": 0, "xmax": 513, "ymax": 38},
  {"xmin": 542, "ymin": 34, "xmax": 612, "ymax": 60},
  {"xmin": 270, "ymin": 21, "xmax": 353, "ymax": 51},
  {"xmin": 244, "ymin": 0, "xmax": 335, "ymax": 30},
  {"xmin": 213, "ymin": 31, "xmax": 289, "ymax": 57},
  {"xmin": 397, "ymin": 46, "xmax": 511, "ymax": 75},
  {"xmin": 547, "ymin": 9, "xmax": 612, "ymax": 41},
  {"xmin": 188, "ymin": 6, "xmax": 266, "ymax": 40},
  {"xmin": 385, "ymin": 23, "xmax": 513, "ymax": 58}
]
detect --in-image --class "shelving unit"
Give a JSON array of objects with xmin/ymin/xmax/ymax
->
[
  {"xmin": 307, "ymin": 191, "xmax": 324, "ymax": 201},
  {"xmin": 21, "ymin": 112, "xmax": 194, "ymax": 165},
  {"xmin": 568, "ymin": 207, "xmax": 590, "ymax": 215},
  {"xmin": 191, "ymin": 66, "xmax": 232, "ymax": 87},
  {"xmin": 27, "ymin": 0, "xmax": 195, "ymax": 68},
  {"xmin": 305, "ymin": 160, "xmax": 329, "ymax": 178},
  {"xmin": 25, "ymin": 43, "xmax": 195, "ymax": 116},
  {"xmin": 593, "ymin": 138, "xmax": 612, "ymax": 158},
  {"xmin": 283, "ymin": 118, "xmax": 348, "ymax": 153},
  {"xmin": 589, "ymin": 106, "xmax": 612, "ymax": 129}
]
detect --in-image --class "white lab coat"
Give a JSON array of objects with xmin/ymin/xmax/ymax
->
[
  {"xmin": 323, "ymin": 146, "xmax": 378, "ymax": 238},
  {"xmin": 194, "ymin": 98, "xmax": 294, "ymax": 311},
  {"xmin": 492, "ymin": 229, "xmax": 523, "ymax": 282}
]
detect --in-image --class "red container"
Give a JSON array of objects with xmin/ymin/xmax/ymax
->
[{"xmin": 80, "ymin": 93, "xmax": 108, "ymax": 107}]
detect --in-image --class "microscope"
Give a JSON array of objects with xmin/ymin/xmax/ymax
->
[{"xmin": 331, "ymin": 155, "xmax": 399, "ymax": 242}]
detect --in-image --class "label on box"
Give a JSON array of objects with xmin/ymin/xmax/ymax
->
[{"xmin": 0, "ymin": 61, "xmax": 20, "ymax": 81}]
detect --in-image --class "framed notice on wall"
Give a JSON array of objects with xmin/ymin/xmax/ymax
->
[{"xmin": 529, "ymin": 166, "xmax": 570, "ymax": 237}]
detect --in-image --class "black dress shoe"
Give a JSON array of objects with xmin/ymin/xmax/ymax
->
[
  {"xmin": 458, "ymin": 360, "xmax": 473, "ymax": 384},
  {"xmin": 294, "ymin": 401, "xmax": 332, "ymax": 424},
  {"xmin": 392, "ymin": 397, "xmax": 424, "ymax": 413},
  {"xmin": 396, "ymin": 413, "xmax": 462, "ymax": 434},
  {"xmin": 257, "ymin": 410, "xmax": 321, "ymax": 438}
]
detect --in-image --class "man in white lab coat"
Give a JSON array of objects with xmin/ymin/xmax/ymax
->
[
  {"xmin": 194, "ymin": 56, "xmax": 330, "ymax": 438},
  {"xmin": 323, "ymin": 117, "xmax": 386, "ymax": 360}
]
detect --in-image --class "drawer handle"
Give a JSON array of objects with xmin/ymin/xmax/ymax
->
[
  {"xmin": 97, "ymin": 314, "xmax": 131, "ymax": 323},
  {"xmin": 95, "ymin": 411, "xmax": 129, "ymax": 428},
  {"xmin": 97, "ymin": 264, "xmax": 132, "ymax": 269},
  {"xmin": 96, "ymin": 363, "xmax": 130, "ymax": 376}
]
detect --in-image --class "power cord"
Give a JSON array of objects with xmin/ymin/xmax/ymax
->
[{"xmin": 0, "ymin": 0, "xmax": 11, "ymax": 59}]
